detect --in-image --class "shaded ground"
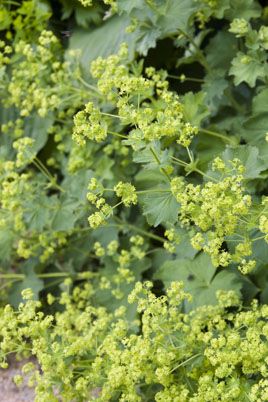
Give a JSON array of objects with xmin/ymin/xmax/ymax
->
[{"xmin": 0, "ymin": 359, "xmax": 35, "ymax": 402}]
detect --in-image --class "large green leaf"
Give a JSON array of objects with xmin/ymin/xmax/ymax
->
[
  {"xmin": 195, "ymin": 135, "xmax": 225, "ymax": 171},
  {"xmin": 157, "ymin": 0, "xmax": 196, "ymax": 35},
  {"xmin": 241, "ymin": 114, "xmax": 268, "ymax": 163},
  {"xmin": 69, "ymin": 15, "xmax": 136, "ymax": 72},
  {"xmin": 24, "ymin": 113, "xmax": 54, "ymax": 153},
  {"xmin": 206, "ymin": 31, "xmax": 237, "ymax": 71},
  {"xmin": 140, "ymin": 187, "xmax": 180, "ymax": 227},
  {"xmin": 172, "ymin": 227, "xmax": 198, "ymax": 260},
  {"xmin": 133, "ymin": 142, "xmax": 170, "ymax": 169},
  {"xmin": 9, "ymin": 266, "xmax": 44, "ymax": 308},
  {"xmin": 135, "ymin": 169, "xmax": 167, "ymax": 188},
  {"xmin": 51, "ymin": 200, "xmax": 80, "ymax": 231},
  {"xmin": 224, "ymin": 0, "xmax": 262, "ymax": 20},
  {"xmin": 222, "ymin": 145, "xmax": 267, "ymax": 179},
  {"xmin": 24, "ymin": 194, "xmax": 52, "ymax": 231},
  {"xmin": 135, "ymin": 25, "xmax": 161, "ymax": 55},
  {"xmin": 0, "ymin": 229, "xmax": 14, "ymax": 262},
  {"xmin": 116, "ymin": 0, "xmax": 144, "ymax": 13},
  {"xmin": 154, "ymin": 253, "xmax": 242, "ymax": 310},
  {"xmin": 202, "ymin": 71, "xmax": 229, "ymax": 112},
  {"xmin": 183, "ymin": 92, "xmax": 210, "ymax": 126},
  {"xmin": 251, "ymin": 234, "xmax": 268, "ymax": 269},
  {"xmin": 229, "ymin": 52, "xmax": 267, "ymax": 88},
  {"xmin": 117, "ymin": 0, "xmax": 196, "ymax": 55},
  {"xmin": 252, "ymin": 88, "xmax": 268, "ymax": 115},
  {"xmin": 61, "ymin": 169, "xmax": 93, "ymax": 201}
]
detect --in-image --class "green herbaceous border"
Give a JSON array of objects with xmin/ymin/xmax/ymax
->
[{"xmin": 0, "ymin": 0, "xmax": 268, "ymax": 400}]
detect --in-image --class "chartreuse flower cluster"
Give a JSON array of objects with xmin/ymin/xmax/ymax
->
[
  {"xmin": 73, "ymin": 102, "xmax": 108, "ymax": 145},
  {"xmin": 87, "ymin": 177, "xmax": 138, "ymax": 229},
  {"xmin": 0, "ymin": 0, "xmax": 51, "ymax": 42},
  {"xmin": 0, "ymin": 156, "xmax": 70, "ymax": 263},
  {"xmin": 93, "ymin": 235, "xmax": 147, "ymax": 300},
  {"xmin": 0, "ymin": 28, "xmax": 91, "ymax": 168},
  {"xmin": 73, "ymin": 44, "xmax": 198, "ymax": 148},
  {"xmin": 0, "ymin": 26, "xmax": 94, "ymax": 266},
  {"xmin": 70, "ymin": 43, "xmax": 268, "ymax": 275},
  {"xmin": 1, "ymin": 30, "xmax": 85, "ymax": 119},
  {"xmin": 163, "ymin": 228, "xmax": 181, "ymax": 253},
  {"xmin": 84, "ymin": 142, "xmax": 265, "ymax": 273},
  {"xmin": 171, "ymin": 157, "xmax": 256, "ymax": 271},
  {"xmin": 1, "ymin": 283, "xmax": 268, "ymax": 401},
  {"xmin": 78, "ymin": 0, "xmax": 93, "ymax": 6}
]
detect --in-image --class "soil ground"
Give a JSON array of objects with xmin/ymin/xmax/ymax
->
[{"xmin": 0, "ymin": 359, "xmax": 35, "ymax": 402}]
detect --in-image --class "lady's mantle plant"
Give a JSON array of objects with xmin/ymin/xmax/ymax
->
[
  {"xmin": 0, "ymin": 0, "xmax": 268, "ymax": 400},
  {"xmin": 1, "ymin": 283, "xmax": 268, "ymax": 401}
]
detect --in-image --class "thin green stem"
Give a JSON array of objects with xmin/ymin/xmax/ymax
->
[
  {"xmin": 186, "ymin": 146, "xmax": 193, "ymax": 163},
  {"xmin": 43, "ymin": 279, "xmax": 66, "ymax": 289},
  {"xmin": 171, "ymin": 156, "xmax": 217, "ymax": 181},
  {"xmin": 112, "ymin": 200, "xmax": 124, "ymax": 209},
  {"xmin": 168, "ymin": 74, "xmax": 204, "ymax": 83},
  {"xmin": 256, "ymin": 204, "xmax": 268, "ymax": 220},
  {"xmin": 101, "ymin": 112, "xmax": 125, "ymax": 120},
  {"xmin": 136, "ymin": 189, "xmax": 171, "ymax": 194},
  {"xmin": 252, "ymin": 235, "xmax": 265, "ymax": 242},
  {"xmin": 199, "ymin": 128, "xmax": 236, "ymax": 145},
  {"xmin": 37, "ymin": 273, "xmax": 70, "ymax": 278},
  {"xmin": 170, "ymin": 353, "xmax": 201, "ymax": 373},
  {"xmin": 104, "ymin": 188, "xmax": 170, "ymax": 195},
  {"xmin": 171, "ymin": 156, "xmax": 188, "ymax": 166},
  {"xmin": 108, "ymin": 130, "xmax": 128, "ymax": 139},
  {"xmin": 32, "ymin": 157, "xmax": 65, "ymax": 193},
  {"xmin": 237, "ymin": 217, "xmax": 250, "ymax": 225},
  {"xmin": 60, "ymin": 94, "xmax": 80, "ymax": 104},
  {"xmin": 177, "ymin": 29, "xmax": 210, "ymax": 71},
  {"xmin": 114, "ymin": 218, "xmax": 165, "ymax": 243},
  {"xmin": 145, "ymin": 247, "xmax": 163, "ymax": 256},
  {"xmin": 34, "ymin": 156, "xmax": 54, "ymax": 179},
  {"xmin": 77, "ymin": 77, "xmax": 100, "ymax": 94},
  {"xmin": 0, "ymin": 272, "xmax": 91, "ymax": 281},
  {"xmin": 194, "ymin": 168, "xmax": 218, "ymax": 182},
  {"xmin": 0, "ymin": 274, "xmax": 24, "ymax": 279},
  {"xmin": 150, "ymin": 147, "xmax": 171, "ymax": 182}
]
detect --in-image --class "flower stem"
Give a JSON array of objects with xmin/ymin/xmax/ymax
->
[
  {"xmin": 108, "ymin": 130, "xmax": 128, "ymax": 139},
  {"xmin": 199, "ymin": 128, "xmax": 236, "ymax": 145},
  {"xmin": 150, "ymin": 147, "xmax": 171, "ymax": 182},
  {"xmin": 168, "ymin": 74, "xmax": 204, "ymax": 83}
]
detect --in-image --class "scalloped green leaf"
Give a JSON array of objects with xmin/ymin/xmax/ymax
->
[
  {"xmin": 140, "ymin": 187, "xmax": 180, "ymax": 227},
  {"xmin": 154, "ymin": 253, "xmax": 242, "ymax": 310}
]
